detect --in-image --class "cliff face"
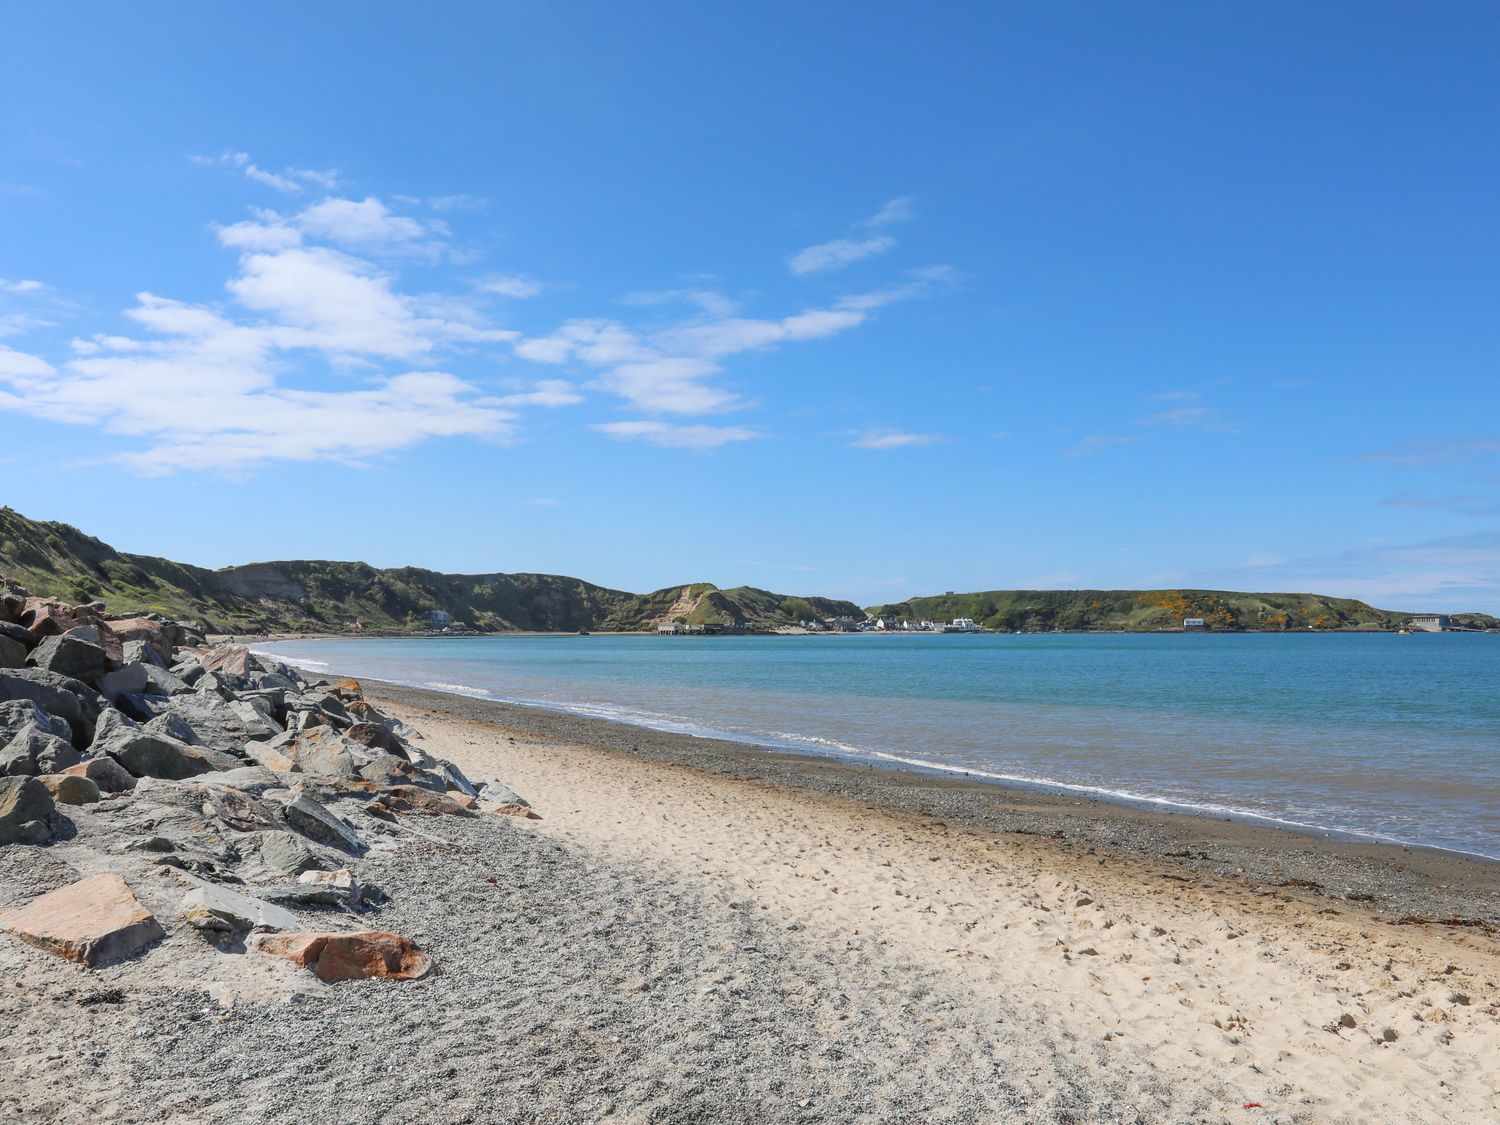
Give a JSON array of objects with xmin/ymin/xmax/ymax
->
[{"xmin": 0, "ymin": 508, "xmax": 860, "ymax": 634}]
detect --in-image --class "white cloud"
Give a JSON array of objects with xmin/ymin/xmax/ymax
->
[
  {"xmin": 787, "ymin": 235, "xmax": 896, "ymax": 276},
  {"xmin": 863, "ymin": 196, "xmax": 916, "ymax": 227},
  {"xmin": 848, "ymin": 429, "xmax": 947, "ymax": 450},
  {"xmin": 478, "ymin": 274, "xmax": 543, "ymax": 299},
  {"xmin": 493, "ymin": 380, "xmax": 584, "ymax": 407},
  {"xmin": 294, "ymin": 196, "xmax": 437, "ymax": 252},
  {"xmin": 621, "ymin": 289, "xmax": 739, "ymax": 317},
  {"xmin": 0, "ymin": 279, "xmax": 45, "ymax": 295},
  {"xmin": 0, "ymin": 196, "xmax": 532, "ymax": 474},
  {"xmin": 593, "ymin": 420, "xmax": 760, "ymax": 449},
  {"xmin": 193, "ymin": 151, "xmax": 339, "ymax": 194}
]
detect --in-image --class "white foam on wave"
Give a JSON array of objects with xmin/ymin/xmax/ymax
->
[
  {"xmin": 247, "ymin": 647, "xmax": 329, "ymax": 671},
  {"xmin": 422, "ymin": 681, "xmax": 496, "ymax": 698}
]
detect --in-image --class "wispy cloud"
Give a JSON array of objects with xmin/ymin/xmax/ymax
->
[
  {"xmin": 621, "ymin": 288, "xmax": 740, "ymax": 318},
  {"xmin": 787, "ymin": 235, "xmax": 896, "ymax": 276},
  {"xmin": 191, "ymin": 151, "xmax": 339, "ymax": 194},
  {"xmin": 862, "ymin": 196, "xmax": 916, "ymax": 227},
  {"xmin": 1138, "ymin": 405, "xmax": 1225, "ymax": 428},
  {"xmin": 478, "ymin": 274, "xmax": 544, "ymax": 299},
  {"xmin": 1381, "ymin": 492, "xmax": 1500, "ymax": 518},
  {"xmin": 592, "ymin": 420, "xmax": 760, "ymax": 449},
  {"xmin": 848, "ymin": 428, "xmax": 947, "ymax": 450},
  {"xmin": 1364, "ymin": 435, "xmax": 1500, "ymax": 468},
  {"xmin": 786, "ymin": 196, "xmax": 916, "ymax": 276},
  {"xmin": 527, "ymin": 497, "xmax": 562, "ymax": 506}
]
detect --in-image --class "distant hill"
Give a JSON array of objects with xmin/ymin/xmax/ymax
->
[
  {"xmin": 866, "ymin": 588, "xmax": 1499, "ymax": 632},
  {"xmin": 0, "ymin": 506, "xmax": 862, "ymax": 634}
]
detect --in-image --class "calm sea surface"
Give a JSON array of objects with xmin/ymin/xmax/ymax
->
[{"xmin": 255, "ymin": 633, "xmax": 1500, "ymax": 859}]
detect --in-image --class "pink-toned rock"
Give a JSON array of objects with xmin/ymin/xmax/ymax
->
[
  {"xmin": 488, "ymin": 802, "xmax": 543, "ymax": 821},
  {"xmin": 37, "ymin": 773, "xmax": 100, "ymax": 805},
  {"xmin": 104, "ymin": 617, "xmax": 176, "ymax": 664},
  {"xmin": 196, "ymin": 644, "xmax": 251, "ymax": 678},
  {"xmin": 62, "ymin": 755, "xmax": 137, "ymax": 793},
  {"xmin": 366, "ymin": 785, "xmax": 475, "ymax": 818},
  {"xmin": 0, "ymin": 873, "xmax": 163, "ymax": 966},
  {"xmin": 21, "ymin": 598, "xmax": 85, "ymax": 639},
  {"xmin": 255, "ymin": 930, "xmax": 432, "ymax": 983}
]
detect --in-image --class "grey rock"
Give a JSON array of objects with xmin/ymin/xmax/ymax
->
[
  {"xmin": 1, "ymin": 724, "xmax": 83, "ymax": 776},
  {"xmin": 178, "ymin": 873, "xmax": 302, "ymax": 933},
  {"xmin": 256, "ymin": 830, "xmax": 335, "ymax": 876},
  {"xmin": 0, "ymin": 621, "xmax": 37, "ymax": 651},
  {"xmin": 121, "ymin": 639, "xmax": 168, "ymax": 669},
  {"xmin": 438, "ymin": 761, "xmax": 478, "ymax": 797},
  {"xmin": 281, "ymin": 794, "xmax": 366, "ymax": 854},
  {"xmin": 0, "ymin": 636, "xmax": 25, "ymax": 670},
  {"xmin": 143, "ymin": 664, "xmax": 191, "ymax": 696},
  {"xmin": 190, "ymin": 766, "xmax": 280, "ymax": 796},
  {"xmin": 157, "ymin": 694, "xmax": 264, "ymax": 747},
  {"xmin": 97, "ymin": 662, "xmax": 149, "ymax": 702},
  {"xmin": 26, "ymin": 633, "xmax": 111, "ymax": 684},
  {"xmin": 479, "ymin": 780, "xmax": 531, "ymax": 808},
  {"xmin": 171, "ymin": 660, "xmax": 205, "ymax": 686},
  {"xmin": 0, "ymin": 775, "xmax": 55, "ymax": 844},
  {"xmin": 0, "ymin": 669, "xmax": 102, "ymax": 748},
  {"xmin": 0, "ymin": 699, "xmax": 72, "ymax": 743},
  {"xmin": 143, "ymin": 711, "xmax": 201, "ymax": 745},
  {"xmin": 358, "ymin": 754, "xmax": 445, "ymax": 792},
  {"xmin": 108, "ymin": 732, "xmax": 241, "ymax": 781},
  {"xmin": 64, "ymin": 754, "xmax": 136, "ymax": 794}
]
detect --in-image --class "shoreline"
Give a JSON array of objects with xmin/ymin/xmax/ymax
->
[{"xmin": 351, "ymin": 676, "xmax": 1500, "ymax": 925}]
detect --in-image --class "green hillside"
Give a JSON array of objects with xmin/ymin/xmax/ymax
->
[
  {"xmin": 0, "ymin": 506, "xmax": 860, "ymax": 634},
  {"xmin": 866, "ymin": 588, "xmax": 1498, "ymax": 632}
]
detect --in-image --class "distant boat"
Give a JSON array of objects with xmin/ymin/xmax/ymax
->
[
  {"xmin": 577, "ymin": 629, "xmax": 590, "ymax": 636},
  {"xmin": 942, "ymin": 618, "xmax": 981, "ymax": 633}
]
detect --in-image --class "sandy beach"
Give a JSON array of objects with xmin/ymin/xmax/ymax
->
[{"xmin": 3, "ymin": 673, "xmax": 1496, "ymax": 1124}]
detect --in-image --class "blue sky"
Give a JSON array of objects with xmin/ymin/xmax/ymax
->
[{"xmin": 2, "ymin": 3, "xmax": 1497, "ymax": 610}]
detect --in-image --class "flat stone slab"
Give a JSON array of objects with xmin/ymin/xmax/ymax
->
[
  {"xmin": 0, "ymin": 873, "xmax": 163, "ymax": 967},
  {"xmin": 255, "ymin": 930, "xmax": 432, "ymax": 983},
  {"xmin": 178, "ymin": 873, "xmax": 302, "ymax": 933}
]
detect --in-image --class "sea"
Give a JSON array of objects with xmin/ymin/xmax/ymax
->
[{"xmin": 253, "ymin": 632, "xmax": 1500, "ymax": 860}]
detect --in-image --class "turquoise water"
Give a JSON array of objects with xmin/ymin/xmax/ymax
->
[{"xmin": 255, "ymin": 633, "xmax": 1500, "ymax": 859}]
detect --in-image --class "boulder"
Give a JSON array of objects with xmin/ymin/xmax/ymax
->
[
  {"xmin": 38, "ymin": 773, "xmax": 100, "ymax": 805},
  {"xmin": 246, "ymin": 742, "xmax": 298, "ymax": 773},
  {"xmin": 479, "ymin": 780, "xmax": 531, "ymax": 808},
  {"xmin": 0, "ymin": 669, "xmax": 102, "ymax": 747},
  {"xmin": 1, "ymin": 724, "xmax": 83, "ymax": 776},
  {"xmin": 143, "ymin": 664, "xmax": 191, "ymax": 696},
  {"xmin": 97, "ymin": 662, "xmax": 149, "ymax": 702},
  {"xmin": 0, "ymin": 776, "xmax": 56, "ymax": 844},
  {"xmin": 0, "ymin": 699, "xmax": 73, "ymax": 743},
  {"xmin": 366, "ymin": 784, "xmax": 475, "ymax": 818},
  {"xmin": 155, "ymin": 694, "xmax": 265, "ymax": 747},
  {"xmin": 197, "ymin": 645, "xmax": 252, "ymax": 680},
  {"xmin": 120, "ymin": 638, "xmax": 168, "ymax": 669},
  {"xmin": 256, "ymin": 830, "xmax": 334, "ymax": 876},
  {"xmin": 489, "ymin": 802, "xmax": 543, "ymax": 821},
  {"xmin": 20, "ymin": 598, "xmax": 84, "ymax": 639},
  {"xmin": 107, "ymin": 617, "xmax": 177, "ymax": 665},
  {"xmin": 108, "ymin": 732, "xmax": 241, "ymax": 781},
  {"xmin": 344, "ymin": 721, "xmax": 409, "ymax": 758},
  {"xmin": 178, "ymin": 873, "xmax": 301, "ymax": 934},
  {"xmin": 0, "ymin": 873, "xmax": 163, "ymax": 966},
  {"xmin": 264, "ymin": 868, "xmax": 359, "ymax": 908},
  {"xmin": 0, "ymin": 636, "xmax": 25, "ymax": 670},
  {"xmin": 0, "ymin": 620, "xmax": 38, "ymax": 650},
  {"xmin": 358, "ymin": 754, "xmax": 445, "ymax": 792},
  {"xmin": 437, "ymin": 761, "xmax": 478, "ymax": 797},
  {"xmin": 254, "ymin": 930, "xmax": 432, "ymax": 983},
  {"xmin": 143, "ymin": 711, "xmax": 201, "ymax": 745},
  {"xmin": 27, "ymin": 633, "xmax": 111, "ymax": 684},
  {"xmin": 61, "ymin": 755, "xmax": 136, "ymax": 793},
  {"xmin": 282, "ymin": 727, "xmax": 369, "ymax": 782},
  {"xmin": 282, "ymin": 794, "xmax": 366, "ymax": 854},
  {"xmin": 197, "ymin": 783, "xmax": 283, "ymax": 832}
]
